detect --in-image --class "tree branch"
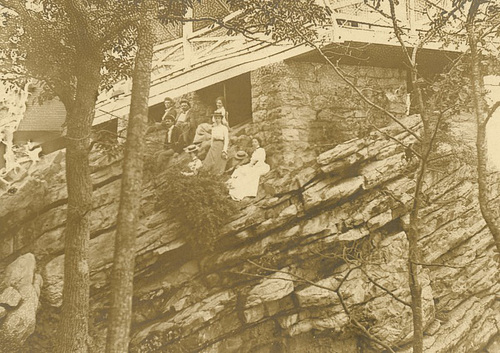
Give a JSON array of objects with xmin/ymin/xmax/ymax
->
[
  {"xmin": 485, "ymin": 100, "xmax": 500, "ymax": 126},
  {"xmin": 361, "ymin": 268, "xmax": 412, "ymax": 307},
  {"xmin": 64, "ymin": 0, "xmax": 100, "ymax": 45},
  {"xmin": 245, "ymin": 260, "xmax": 397, "ymax": 352},
  {"xmin": 246, "ymin": 259, "xmax": 346, "ymax": 292},
  {"xmin": 0, "ymin": 0, "xmax": 25, "ymax": 14},
  {"xmin": 313, "ymin": 44, "xmax": 422, "ymax": 142},
  {"xmin": 98, "ymin": 10, "xmax": 141, "ymax": 47},
  {"xmin": 336, "ymin": 291, "xmax": 397, "ymax": 353},
  {"xmin": 164, "ymin": 14, "xmax": 276, "ymax": 44},
  {"xmin": 367, "ymin": 119, "xmax": 423, "ymax": 159}
]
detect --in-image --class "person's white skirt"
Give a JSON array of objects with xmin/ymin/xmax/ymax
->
[{"xmin": 228, "ymin": 162, "xmax": 270, "ymax": 201}]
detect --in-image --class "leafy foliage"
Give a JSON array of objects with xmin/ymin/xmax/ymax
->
[
  {"xmin": 226, "ymin": 0, "xmax": 330, "ymax": 43},
  {"xmin": 0, "ymin": 0, "xmax": 144, "ymax": 103},
  {"xmin": 156, "ymin": 166, "xmax": 237, "ymax": 252},
  {"xmin": 91, "ymin": 129, "xmax": 124, "ymax": 161}
]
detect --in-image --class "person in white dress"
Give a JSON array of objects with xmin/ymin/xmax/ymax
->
[{"xmin": 228, "ymin": 137, "xmax": 270, "ymax": 201}]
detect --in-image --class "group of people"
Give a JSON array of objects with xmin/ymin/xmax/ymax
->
[{"xmin": 154, "ymin": 96, "xmax": 270, "ymax": 201}]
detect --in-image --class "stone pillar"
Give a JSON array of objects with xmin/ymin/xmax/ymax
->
[{"xmin": 250, "ymin": 60, "xmax": 407, "ymax": 176}]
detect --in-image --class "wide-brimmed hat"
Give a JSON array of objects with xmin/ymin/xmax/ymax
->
[
  {"xmin": 180, "ymin": 99, "xmax": 191, "ymax": 107},
  {"xmin": 164, "ymin": 97, "xmax": 174, "ymax": 103},
  {"xmin": 212, "ymin": 111, "xmax": 224, "ymax": 118},
  {"xmin": 184, "ymin": 144, "xmax": 199, "ymax": 153},
  {"xmin": 234, "ymin": 150, "xmax": 248, "ymax": 160}
]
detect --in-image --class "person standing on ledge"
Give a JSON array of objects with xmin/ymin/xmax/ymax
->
[
  {"xmin": 176, "ymin": 98, "xmax": 196, "ymax": 144},
  {"xmin": 214, "ymin": 96, "xmax": 229, "ymax": 127},
  {"xmin": 202, "ymin": 112, "xmax": 229, "ymax": 175}
]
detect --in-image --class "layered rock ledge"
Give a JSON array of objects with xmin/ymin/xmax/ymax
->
[{"xmin": 0, "ymin": 115, "xmax": 498, "ymax": 352}]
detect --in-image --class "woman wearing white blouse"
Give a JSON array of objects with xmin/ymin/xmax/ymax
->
[
  {"xmin": 228, "ymin": 137, "xmax": 270, "ymax": 200},
  {"xmin": 202, "ymin": 112, "xmax": 229, "ymax": 175},
  {"xmin": 213, "ymin": 96, "xmax": 229, "ymax": 127}
]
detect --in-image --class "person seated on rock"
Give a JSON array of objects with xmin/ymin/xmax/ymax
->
[
  {"xmin": 227, "ymin": 137, "xmax": 270, "ymax": 201},
  {"xmin": 161, "ymin": 97, "xmax": 177, "ymax": 123},
  {"xmin": 193, "ymin": 122, "xmax": 212, "ymax": 145},
  {"xmin": 225, "ymin": 150, "xmax": 249, "ymax": 175},
  {"xmin": 181, "ymin": 144, "xmax": 203, "ymax": 176},
  {"xmin": 156, "ymin": 115, "xmax": 185, "ymax": 171},
  {"xmin": 192, "ymin": 122, "xmax": 213, "ymax": 161}
]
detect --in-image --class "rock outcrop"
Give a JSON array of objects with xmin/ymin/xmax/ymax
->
[
  {"xmin": 0, "ymin": 115, "xmax": 498, "ymax": 352},
  {"xmin": 0, "ymin": 253, "xmax": 43, "ymax": 353}
]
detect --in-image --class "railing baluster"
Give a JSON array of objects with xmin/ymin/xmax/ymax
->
[
  {"xmin": 183, "ymin": 7, "xmax": 194, "ymax": 68},
  {"xmin": 408, "ymin": 0, "xmax": 417, "ymax": 34}
]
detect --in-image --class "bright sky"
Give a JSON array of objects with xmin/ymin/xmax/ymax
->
[{"xmin": 485, "ymin": 76, "xmax": 500, "ymax": 169}]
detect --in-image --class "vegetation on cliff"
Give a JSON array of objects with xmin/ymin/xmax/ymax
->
[{"xmin": 156, "ymin": 167, "xmax": 237, "ymax": 252}]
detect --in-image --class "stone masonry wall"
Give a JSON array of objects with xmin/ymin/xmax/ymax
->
[{"xmin": 250, "ymin": 60, "xmax": 407, "ymax": 173}]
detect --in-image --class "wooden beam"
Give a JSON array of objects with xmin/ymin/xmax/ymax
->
[{"xmin": 182, "ymin": 7, "xmax": 193, "ymax": 67}]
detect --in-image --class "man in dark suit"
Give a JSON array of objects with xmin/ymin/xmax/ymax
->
[
  {"xmin": 156, "ymin": 115, "xmax": 185, "ymax": 171},
  {"xmin": 160, "ymin": 97, "xmax": 177, "ymax": 123},
  {"xmin": 176, "ymin": 98, "xmax": 196, "ymax": 145}
]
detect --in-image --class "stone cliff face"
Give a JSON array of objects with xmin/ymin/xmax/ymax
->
[{"xmin": 0, "ymin": 114, "xmax": 499, "ymax": 353}]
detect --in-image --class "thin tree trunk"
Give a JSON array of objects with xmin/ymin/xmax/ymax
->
[
  {"xmin": 467, "ymin": 20, "xmax": 500, "ymax": 256},
  {"xmin": 105, "ymin": 0, "xmax": 157, "ymax": 351},
  {"xmin": 476, "ymin": 123, "xmax": 500, "ymax": 255},
  {"xmin": 57, "ymin": 53, "xmax": 102, "ymax": 353},
  {"xmin": 466, "ymin": 11, "xmax": 500, "ymax": 254},
  {"xmin": 405, "ymin": 60, "xmax": 430, "ymax": 353},
  {"xmin": 407, "ymin": 164, "xmax": 425, "ymax": 353}
]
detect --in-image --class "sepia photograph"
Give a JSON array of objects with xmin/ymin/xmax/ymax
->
[{"xmin": 0, "ymin": 0, "xmax": 499, "ymax": 352}]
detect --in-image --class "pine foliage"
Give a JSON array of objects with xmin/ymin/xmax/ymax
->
[{"xmin": 156, "ymin": 167, "xmax": 237, "ymax": 252}]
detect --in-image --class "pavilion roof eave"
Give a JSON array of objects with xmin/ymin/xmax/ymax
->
[
  {"xmin": 93, "ymin": 7, "xmax": 468, "ymax": 126},
  {"xmin": 93, "ymin": 41, "xmax": 312, "ymax": 125}
]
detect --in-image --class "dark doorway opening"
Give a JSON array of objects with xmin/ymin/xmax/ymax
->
[
  {"xmin": 148, "ymin": 103, "xmax": 165, "ymax": 123},
  {"xmin": 198, "ymin": 72, "xmax": 253, "ymax": 127}
]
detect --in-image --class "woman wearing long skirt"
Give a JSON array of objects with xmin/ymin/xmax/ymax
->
[
  {"xmin": 202, "ymin": 112, "xmax": 229, "ymax": 175},
  {"xmin": 228, "ymin": 137, "xmax": 270, "ymax": 201}
]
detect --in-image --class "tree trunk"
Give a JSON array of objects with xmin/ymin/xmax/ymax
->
[
  {"xmin": 406, "ymin": 61, "xmax": 429, "ymax": 353},
  {"xmin": 105, "ymin": 0, "xmax": 157, "ymax": 351},
  {"xmin": 476, "ymin": 122, "xmax": 500, "ymax": 255},
  {"xmin": 467, "ymin": 21, "xmax": 500, "ymax": 257},
  {"xmin": 57, "ymin": 53, "xmax": 102, "ymax": 353},
  {"xmin": 407, "ymin": 161, "xmax": 425, "ymax": 353}
]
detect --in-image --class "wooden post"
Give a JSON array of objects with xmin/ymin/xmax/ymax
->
[
  {"xmin": 320, "ymin": 0, "xmax": 340, "ymax": 42},
  {"xmin": 183, "ymin": 7, "xmax": 193, "ymax": 68},
  {"xmin": 408, "ymin": 0, "xmax": 416, "ymax": 34}
]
